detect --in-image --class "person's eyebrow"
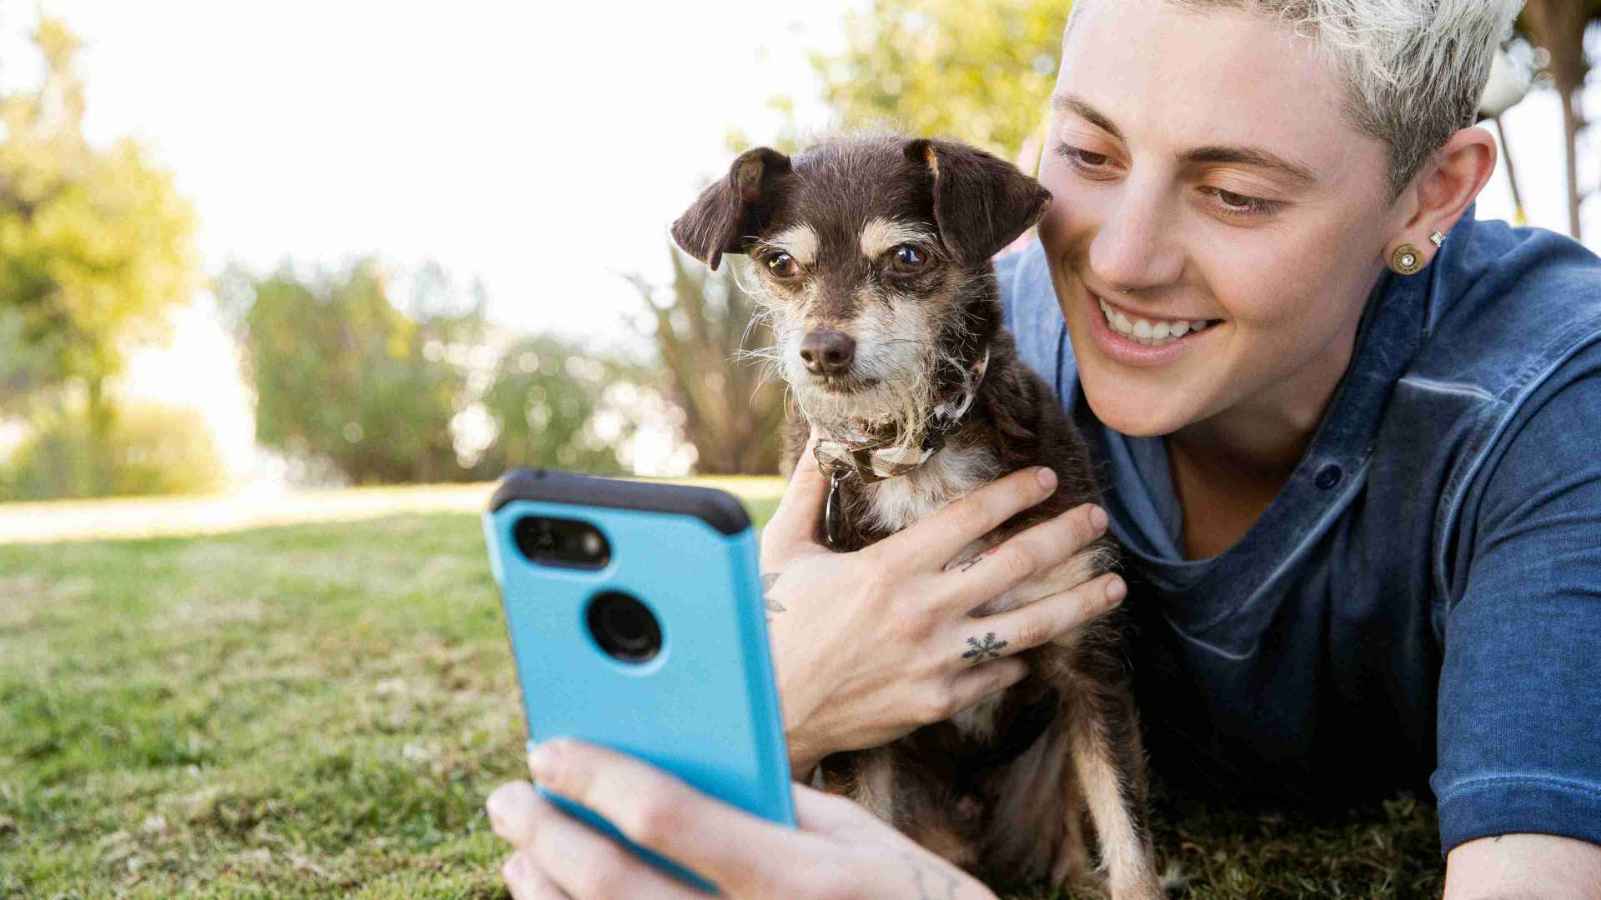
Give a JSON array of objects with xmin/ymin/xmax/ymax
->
[
  {"xmin": 1183, "ymin": 146, "xmax": 1317, "ymax": 185},
  {"xmin": 1051, "ymin": 94, "xmax": 1124, "ymax": 142},
  {"xmin": 1051, "ymin": 93, "xmax": 1318, "ymax": 185}
]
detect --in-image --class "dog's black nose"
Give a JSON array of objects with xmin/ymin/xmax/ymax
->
[{"xmin": 799, "ymin": 330, "xmax": 856, "ymax": 377}]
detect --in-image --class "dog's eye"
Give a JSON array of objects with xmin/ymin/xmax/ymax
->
[
  {"xmin": 892, "ymin": 245, "xmax": 926, "ymax": 269},
  {"xmin": 766, "ymin": 253, "xmax": 800, "ymax": 278}
]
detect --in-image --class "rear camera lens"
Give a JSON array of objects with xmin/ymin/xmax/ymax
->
[{"xmin": 586, "ymin": 591, "xmax": 662, "ymax": 664}]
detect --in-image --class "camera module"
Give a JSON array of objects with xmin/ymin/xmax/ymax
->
[
  {"xmin": 586, "ymin": 591, "xmax": 662, "ymax": 663},
  {"xmin": 514, "ymin": 516, "xmax": 611, "ymax": 570}
]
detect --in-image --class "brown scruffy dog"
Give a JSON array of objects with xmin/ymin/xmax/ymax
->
[{"xmin": 672, "ymin": 135, "xmax": 1162, "ymax": 899}]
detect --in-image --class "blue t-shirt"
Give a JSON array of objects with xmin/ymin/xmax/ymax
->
[{"xmin": 996, "ymin": 208, "xmax": 1601, "ymax": 854}]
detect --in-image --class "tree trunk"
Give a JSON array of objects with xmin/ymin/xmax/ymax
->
[
  {"xmin": 1562, "ymin": 86, "xmax": 1584, "ymax": 239},
  {"xmin": 1522, "ymin": 0, "xmax": 1591, "ymax": 239},
  {"xmin": 1493, "ymin": 117, "xmax": 1528, "ymax": 225},
  {"xmin": 84, "ymin": 375, "xmax": 112, "ymax": 496}
]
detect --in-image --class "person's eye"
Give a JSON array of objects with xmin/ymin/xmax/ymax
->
[
  {"xmin": 890, "ymin": 244, "xmax": 927, "ymax": 270},
  {"xmin": 1055, "ymin": 143, "xmax": 1113, "ymax": 171},
  {"xmin": 766, "ymin": 252, "xmax": 800, "ymax": 278},
  {"xmin": 1200, "ymin": 186, "xmax": 1282, "ymax": 218}
]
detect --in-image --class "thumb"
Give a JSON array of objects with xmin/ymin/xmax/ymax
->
[{"xmin": 760, "ymin": 429, "xmax": 828, "ymax": 571}]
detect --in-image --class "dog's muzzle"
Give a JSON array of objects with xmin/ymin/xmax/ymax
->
[{"xmin": 813, "ymin": 350, "xmax": 991, "ymax": 548}]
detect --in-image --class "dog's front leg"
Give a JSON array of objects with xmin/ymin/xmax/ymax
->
[{"xmin": 1057, "ymin": 676, "xmax": 1163, "ymax": 899}]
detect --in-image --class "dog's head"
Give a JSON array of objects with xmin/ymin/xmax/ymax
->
[{"xmin": 671, "ymin": 136, "xmax": 1051, "ymax": 441}]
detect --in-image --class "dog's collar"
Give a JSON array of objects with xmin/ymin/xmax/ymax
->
[{"xmin": 814, "ymin": 349, "xmax": 990, "ymax": 549}]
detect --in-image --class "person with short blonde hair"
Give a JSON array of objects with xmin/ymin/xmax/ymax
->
[{"xmin": 489, "ymin": 2, "xmax": 1601, "ymax": 896}]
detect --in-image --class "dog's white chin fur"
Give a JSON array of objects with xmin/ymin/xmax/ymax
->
[{"xmin": 779, "ymin": 294, "xmax": 944, "ymax": 448}]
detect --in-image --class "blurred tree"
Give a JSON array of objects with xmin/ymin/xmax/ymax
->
[
  {"xmin": 628, "ymin": 248, "xmax": 785, "ymax": 475},
  {"xmin": 0, "ymin": 17, "xmax": 198, "ymax": 489},
  {"xmin": 1, "ymin": 401, "xmax": 225, "ymax": 500},
  {"xmin": 1519, "ymin": 0, "xmax": 1601, "ymax": 239},
  {"xmin": 473, "ymin": 334, "xmax": 633, "ymax": 476},
  {"xmin": 811, "ymin": 0, "xmax": 1071, "ymax": 162},
  {"xmin": 223, "ymin": 259, "xmax": 483, "ymax": 485}
]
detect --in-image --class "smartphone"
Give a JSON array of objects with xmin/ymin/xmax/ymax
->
[{"xmin": 483, "ymin": 468, "xmax": 796, "ymax": 893}]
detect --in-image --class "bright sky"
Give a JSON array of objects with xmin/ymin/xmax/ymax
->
[
  {"xmin": 4, "ymin": 1, "xmax": 855, "ymax": 476},
  {"xmin": 29, "ymin": 0, "xmax": 855, "ymax": 338},
  {"xmin": 2, "ymin": 2, "xmax": 1594, "ymax": 479}
]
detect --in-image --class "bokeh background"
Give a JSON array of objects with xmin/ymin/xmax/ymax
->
[
  {"xmin": 1, "ymin": 2, "xmax": 1597, "ymax": 897},
  {"xmin": 0, "ymin": 0, "xmax": 1591, "ymax": 500}
]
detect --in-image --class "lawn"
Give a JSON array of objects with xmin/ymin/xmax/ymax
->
[{"xmin": 0, "ymin": 481, "xmax": 1445, "ymax": 898}]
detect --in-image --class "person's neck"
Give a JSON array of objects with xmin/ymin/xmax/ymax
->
[
  {"xmin": 1168, "ymin": 400, "xmax": 1322, "ymax": 488},
  {"xmin": 1164, "ymin": 322, "xmax": 1360, "ymax": 558},
  {"xmin": 1171, "ymin": 316, "xmax": 1364, "ymax": 483}
]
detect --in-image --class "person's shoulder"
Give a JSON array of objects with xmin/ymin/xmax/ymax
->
[
  {"xmin": 993, "ymin": 239, "xmax": 1069, "ymax": 384},
  {"xmin": 1417, "ymin": 220, "xmax": 1601, "ymax": 559},
  {"xmin": 994, "ymin": 239, "xmax": 1053, "ymax": 320},
  {"xmin": 1432, "ymin": 217, "xmax": 1601, "ymax": 351},
  {"xmin": 1416, "ymin": 217, "xmax": 1601, "ymax": 405}
]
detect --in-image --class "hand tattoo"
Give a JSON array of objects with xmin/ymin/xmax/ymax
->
[
  {"xmin": 762, "ymin": 572, "xmax": 786, "ymax": 620},
  {"xmin": 947, "ymin": 553, "xmax": 984, "ymax": 573},
  {"xmin": 961, "ymin": 632, "xmax": 1008, "ymax": 664},
  {"xmin": 944, "ymin": 546, "xmax": 997, "ymax": 574}
]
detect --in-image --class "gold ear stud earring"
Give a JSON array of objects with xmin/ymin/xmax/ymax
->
[{"xmin": 1391, "ymin": 243, "xmax": 1424, "ymax": 275}]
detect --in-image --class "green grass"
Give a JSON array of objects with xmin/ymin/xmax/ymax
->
[{"xmin": 0, "ymin": 487, "xmax": 1443, "ymax": 898}]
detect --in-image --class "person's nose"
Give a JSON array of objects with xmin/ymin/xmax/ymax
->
[{"xmin": 1087, "ymin": 174, "xmax": 1185, "ymax": 293}]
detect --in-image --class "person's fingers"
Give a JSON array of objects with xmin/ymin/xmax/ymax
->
[
  {"xmin": 487, "ymin": 780, "xmax": 543, "ymax": 847},
  {"xmin": 943, "ymin": 657, "xmax": 1031, "ymax": 715},
  {"xmin": 522, "ymin": 804, "xmax": 704, "ymax": 900},
  {"xmin": 791, "ymin": 781, "xmax": 875, "ymax": 832},
  {"xmin": 759, "ymin": 430, "xmax": 828, "ymax": 572},
  {"xmin": 491, "ymin": 778, "xmax": 695, "ymax": 899},
  {"xmin": 501, "ymin": 851, "xmax": 571, "ymax": 900},
  {"xmin": 528, "ymin": 738, "xmax": 797, "ymax": 897},
  {"xmin": 875, "ymin": 466, "xmax": 1060, "ymax": 571},
  {"xmin": 963, "ymin": 572, "xmax": 1126, "ymax": 659},
  {"xmin": 937, "ymin": 503, "xmax": 1109, "ymax": 614}
]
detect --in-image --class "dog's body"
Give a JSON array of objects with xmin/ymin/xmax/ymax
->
[{"xmin": 674, "ymin": 135, "xmax": 1162, "ymax": 898}]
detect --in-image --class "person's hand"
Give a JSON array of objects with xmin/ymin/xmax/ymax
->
[
  {"xmin": 762, "ymin": 433, "xmax": 1125, "ymax": 777},
  {"xmin": 487, "ymin": 738, "xmax": 998, "ymax": 900}
]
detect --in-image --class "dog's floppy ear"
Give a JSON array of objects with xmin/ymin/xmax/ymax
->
[
  {"xmin": 671, "ymin": 147, "xmax": 793, "ymax": 271},
  {"xmin": 905, "ymin": 139, "xmax": 1053, "ymax": 267}
]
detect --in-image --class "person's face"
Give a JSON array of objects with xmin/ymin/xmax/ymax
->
[{"xmin": 1038, "ymin": 0, "xmax": 1404, "ymax": 438}]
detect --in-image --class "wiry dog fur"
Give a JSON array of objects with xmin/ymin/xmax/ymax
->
[{"xmin": 673, "ymin": 135, "xmax": 1162, "ymax": 898}]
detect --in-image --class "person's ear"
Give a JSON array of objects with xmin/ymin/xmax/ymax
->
[
  {"xmin": 904, "ymin": 138, "xmax": 1053, "ymax": 267},
  {"xmin": 671, "ymin": 147, "xmax": 792, "ymax": 271},
  {"xmin": 1385, "ymin": 126, "xmax": 1498, "ymax": 272}
]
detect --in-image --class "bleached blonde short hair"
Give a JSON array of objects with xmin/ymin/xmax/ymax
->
[{"xmin": 1067, "ymin": 0, "xmax": 1524, "ymax": 194}]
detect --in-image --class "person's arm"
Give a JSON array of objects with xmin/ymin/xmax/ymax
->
[
  {"xmin": 1433, "ymin": 364, "xmax": 1601, "ymax": 896},
  {"xmin": 758, "ymin": 433, "xmax": 1123, "ymax": 776},
  {"xmin": 1444, "ymin": 835, "xmax": 1601, "ymax": 900},
  {"xmin": 487, "ymin": 738, "xmax": 999, "ymax": 900}
]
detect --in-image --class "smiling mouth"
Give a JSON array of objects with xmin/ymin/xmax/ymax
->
[{"xmin": 1094, "ymin": 294, "xmax": 1223, "ymax": 347}]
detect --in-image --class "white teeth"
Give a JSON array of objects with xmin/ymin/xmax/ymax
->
[{"xmin": 1099, "ymin": 297, "xmax": 1214, "ymax": 346}]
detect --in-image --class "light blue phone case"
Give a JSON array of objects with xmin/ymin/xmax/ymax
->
[{"xmin": 483, "ymin": 471, "xmax": 796, "ymax": 893}]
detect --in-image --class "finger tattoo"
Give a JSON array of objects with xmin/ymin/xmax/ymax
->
[
  {"xmin": 761, "ymin": 572, "xmax": 786, "ymax": 618},
  {"xmin": 961, "ymin": 632, "xmax": 1009, "ymax": 664},
  {"xmin": 943, "ymin": 545, "xmax": 998, "ymax": 574}
]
